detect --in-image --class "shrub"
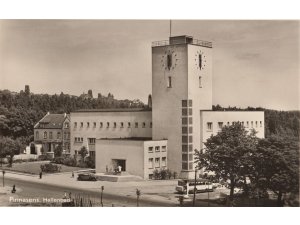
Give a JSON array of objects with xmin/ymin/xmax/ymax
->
[
  {"xmin": 85, "ymin": 156, "xmax": 95, "ymax": 169},
  {"xmin": 52, "ymin": 157, "xmax": 65, "ymax": 164},
  {"xmin": 153, "ymin": 168, "xmax": 173, "ymax": 180},
  {"xmin": 40, "ymin": 163, "xmax": 60, "ymax": 173},
  {"xmin": 63, "ymin": 157, "xmax": 77, "ymax": 167},
  {"xmin": 38, "ymin": 154, "xmax": 52, "ymax": 161}
]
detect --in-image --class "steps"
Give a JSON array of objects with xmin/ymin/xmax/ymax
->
[{"xmin": 95, "ymin": 173, "xmax": 143, "ymax": 182}]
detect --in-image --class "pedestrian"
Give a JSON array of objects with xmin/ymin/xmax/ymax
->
[
  {"xmin": 105, "ymin": 165, "xmax": 108, "ymax": 173},
  {"xmin": 72, "ymin": 172, "xmax": 74, "ymax": 178},
  {"xmin": 11, "ymin": 185, "xmax": 16, "ymax": 193},
  {"xmin": 118, "ymin": 165, "xmax": 122, "ymax": 173},
  {"xmin": 39, "ymin": 171, "xmax": 42, "ymax": 179}
]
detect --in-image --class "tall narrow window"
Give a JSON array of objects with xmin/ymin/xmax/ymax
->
[
  {"xmin": 199, "ymin": 54, "xmax": 202, "ymax": 69},
  {"xmin": 167, "ymin": 54, "xmax": 172, "ymax": 70},
  {"xmin": 167, "ymin": 76, "xmax": 172, "ymax": 88},
  {"xmin": 207, "ymin": 122, "xmax": 213, "ymax": 131},
  {"xmin": 44, "ymin": 131, "xmax": 47, "ymax": 139},
  {"xmin": 199, "ymin": 76, "xmax": 202, "ymax": 88}
]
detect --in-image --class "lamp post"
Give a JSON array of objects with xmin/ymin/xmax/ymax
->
[
  {"xmin": 2, "ymin": 170, "xmax": 5, "ymax": 187},
  {"xmin": 193, "ymin": 169, "xmax": 197, "ymax": 206},
  {"xmin": 100, "ymin": 186, "xmax": 104, "ymax": 207}
]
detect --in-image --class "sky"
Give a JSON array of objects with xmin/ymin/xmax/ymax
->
[{"xmin": 0, "ymin": 20, "xmax": 299, "ymax": 110}]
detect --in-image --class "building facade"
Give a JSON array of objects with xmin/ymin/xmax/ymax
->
[
  {"xmin": 66, "ymin": 35, "xmax": 264, "ymax": 180},
  {"xmin": 34, "ymin": 112, "xmax": 70, "ymax": 157}
]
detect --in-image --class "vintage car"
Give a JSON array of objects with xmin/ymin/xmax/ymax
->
[{"xmin": 77, "ymin": 173, "xmax": 97, "ymax": 181}]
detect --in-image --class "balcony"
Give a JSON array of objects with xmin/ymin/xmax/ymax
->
[{"xmin": 152, "ymin": 38, "xmax": 212, "ymax": 48}]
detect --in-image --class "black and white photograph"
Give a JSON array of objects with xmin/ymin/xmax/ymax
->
[{"xmin": 0, "ymin": 5, "xmax": 299, "ymax": 222}]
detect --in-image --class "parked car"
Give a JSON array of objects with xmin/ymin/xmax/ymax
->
[{"xmin": 77, "ymin": 173, "xmax": 97, "ymax": 181}]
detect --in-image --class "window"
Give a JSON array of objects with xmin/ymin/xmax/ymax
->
[
  {"xmin": 182, "ymin": 118, "xmax": 188, "ymax": 125},
  {"xmin": 218, "ymin": 122, "xmax": 223, "ymax": 129},
  {"xmin": 255, "ymin": 121, "xmax": 258, "ymax": 128},
  {"xmin": 64, "ymin": 132, "xmax": 66, "ymax": 139},
  {"xmin": 260, "ymin": 121, "xmax": 262, "ymax": 127},
  {"xmin": 199, "ymin": 54, "xmax": 202, "ymax": 69},
  {"xmin": 199, "ymin": 76, "xmax": 202, "ymax": 88},
  {"xmin": 182, "ymin": 145, "xmax": 188, "ymax": 152},
  {"xmin": 44, "ymin": 131, "xmax": 47, "ymax": 139},
  {"xmin": 188, "ymin": 144, "xmax": 193, "ymax": 152},
  {"xmin": 120, "ymin": 122, "xmax": 124, "ymax": 128},
  {"xmin": 167, "ymin": 54, "xmax": 172, "ymax": 70},
  {"xmin": 135, "ymin": 122, "xmax": 138, "ymax": 128},
  {"xmin": 189, "ymin": 108, "xmax": 192, "ymax": 116},
  {"xmin": 114, "ymin": 122, "xmax": 117, "ymax": 128},
  {"xmin": 65, "ymin": 122, "xmax": 69, "ymax": 128},
  {"xmin": 182, "ymin": 162, "xmax": 188, "ymax": 170},
  {"xmin": 189, "ymin": 154, "xmax": 193, "ymax": 161},
  {"xmin": 128, "ymin": 122, "xmax": 131, "ymax": 128},
  {"xmin": 241, "ymin": 121, "xmax": 244, "ymax": 126},
  {"xmin": 182, "ymin": 100, "xmax": 188, "ymax": 107},
  {"xmin": 207, "ymin": 122, "xmax": 213, "ymax": 131},
  {"xmin": 100, "ymin": 122, "xmax": 103, "ymax": 128},
  {"xmin": 246, "ymin": 121, "xmax": 249, "ymax": 127},
  {"xmin": 81, "ymin": 137, "xmax": 83, "ymax": 142},
  {"xmin": 188, "ymin": 100, "xmax": 192, "ymax": 107},
  {"xmin": 189, "ymin": 117, "xmax": 193, "ymax": 124},
  {"xmin": 107, "ymin": 122, "xmax": 110, "ymax": 128},
  {"xmin": 80, "ymin": 122, "xmax": 83, "ymax": 128},
  {"xmin": 35, "ymin": 131, "xmax": 39, "ymax": 139},
  {"xmin": 148, "ymin": 147, "xmax": 153, "ymax": 153},
  {"xmin": 93, "ymin": 122, "xmax": 96, "ymax": 128},
  {"xmin": 162, "ymin": 146, "xmax": 167, "ymax": 152},
  {"xmin": 182, "ymin": 127, "xmax": 188, "ymax": 134},
  {"xmin": 182, "ymin": 108, "xmax": 188, "ymax": 116},
  {"xmin": 251, "ymin": 121, "xmax": 253, "ymax": 128},
  {"xmin": 155, "ymin": 146, "xmax": 160, "ymax": 152},
  {"xmin": 155, "ymin": 158, "xmax": 160, "ymax": 168},
  {"xmin": 75, "ymin": 150, "xmax": 78, "ymax": 155},
  {"xmin": 189, "ymin": 162, "xmax": 193, "ymax": 170},
  {"xmin": 142, "ymin": 122, "xmax": 146, "ymax": 128},
  {"xmin": 182, "ymin": 136, "xmax": 188, "ymax": 143},
  {"xmin": 75, "ymin": 137, "xmax": 77, "ymax": 142},
  {"xmin": 149, "ymin": 174, "xmax": 153, "ymax": 179},
  {"xmin": 87, "ymin": 122, "xmax": 90, "ymax": 128},
  {"xmin": 88, "ymin": 138, "xmax": 96, "ymax": 144},
  {"xmin": 227, "ymin": 122, "xmax": 230, "ymax": 126},
  {"xmin": 189, "ymin": 136, "xmax": 193, "ymax": 142},
  {"xmin": 182, "ymin": 154, "xmax": 188, "ymax": 161},
  {"xmin": 148, "ymin": 158, "xmax": 154, "ymax": 169},
  {"xmin": 167, "ymin": 76, "xmax": 172, "ymax": 88},
  {"xmin": 150, "ymin": 122, "xmax": 152, "ymax": 128},
  {"xmin": 189, "ymin": 126, "xmax": 193, "ymax": 134},
  {"xmin": 162, "ymin": 157, "xmax": 167, "ymax": 167},
  {"xmin": 74, "ymin": 122, "xmax": 77, "ymax": 128},
  {"xmin": 57, "ymin": 132, "xmax": 61, "ymax": 139}
]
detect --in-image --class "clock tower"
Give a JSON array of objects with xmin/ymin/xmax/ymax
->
[{"xmin": 152, "ymin": 35, "xmax": 213, "ymax": 178}]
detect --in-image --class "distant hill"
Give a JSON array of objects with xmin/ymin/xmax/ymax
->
[{"xmin": 0, "ymin": 89, "xmax": 146, "ymax": 144}]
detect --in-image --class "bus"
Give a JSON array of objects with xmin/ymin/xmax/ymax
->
[{"xmin": 176, "ymin": 178, "xmax": 214, "ymax": 194}]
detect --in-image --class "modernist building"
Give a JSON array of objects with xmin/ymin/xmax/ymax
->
[
  {"xmin": 34, "ymin": 112, "xmax": 70, "ymax": 157},
  {"xmin": 70, "ymin": 35, "xmax": 264, "ymax": 179}
]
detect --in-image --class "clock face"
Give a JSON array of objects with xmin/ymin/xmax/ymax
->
[
  {"xmin": 161, "ymin": 46, "xmax": 178, "ymax": 71},
  {"xmin": 195, "ymin": 50, "xmax": 206, "ymax": 70}
]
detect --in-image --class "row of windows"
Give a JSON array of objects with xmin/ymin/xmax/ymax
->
[
  {"xmin": 74, "ymin": 121, "xmax": 152, "ymax": 129},
  {"xmin": 74, "ymin": 137, "xmax": 96, "ymax": 144},
  {"xmin": 182, "ymin": 153, "xmax": 194, "ymax": 162},
  {"xmin": 36, "ymin": 131, "xmax": 63, "ymax": 140},
  {"xmin": 206, "ymin": 120, "xmax": 263, "ymax": 131},
  {"xmin": 148, "ymin": 146, "xmax": 167, "ymax": 153},
  {"xmin": 182, "ymin": 162, "xmax": 194, "ymax": 171},
  {"xmin": 148, "ymin": 157, "xmax": 167, "ymax": 169},
  {"xmin": 75, "ymin": 137, "xmax": 84, "ymax": 142}
]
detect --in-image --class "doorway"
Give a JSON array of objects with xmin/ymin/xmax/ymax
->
[{"xmin": 112, "ymin": 159, "xmax": 126, "ymax": 171}]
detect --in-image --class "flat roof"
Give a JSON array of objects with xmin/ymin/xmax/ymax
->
[
  {"xmin": 73, "ymin": 108, "xmax": 151, "ymax": 113},
  {"xmin": 200, "ymin": 110, "xmax": 264, "ymax": 112},
  {"xmin": 98, "ymin": 137, "xmax": 152, "ymax": 141}
]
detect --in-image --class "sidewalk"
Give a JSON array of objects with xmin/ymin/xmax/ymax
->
[{"xmin": 4, "ymin": 171, "xmax": 180, "ymax": 206}]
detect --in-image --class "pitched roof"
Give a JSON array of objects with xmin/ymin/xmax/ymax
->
[{"xmin": 35, "ymin": 113, "xmax": 69, "ymax": 129}]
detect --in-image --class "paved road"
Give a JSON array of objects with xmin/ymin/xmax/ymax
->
[{"xmin": 4, "ymin": 177, "xmax": 177, "ymax": 207}]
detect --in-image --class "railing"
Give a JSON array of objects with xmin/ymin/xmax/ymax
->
[{"xmin": 152, "ymin": 38, "xmax": 212, "ymax": 48}]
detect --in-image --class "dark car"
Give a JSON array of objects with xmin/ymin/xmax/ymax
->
[{"xmin": 77, "ymin": 173, "xmax": 97, "ymax": 181}]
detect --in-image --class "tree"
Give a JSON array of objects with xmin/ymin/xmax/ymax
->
[
  {"xmin": 195, "ymin": 123, "xmax": 258, "ymax": 200},
  {"xmin": 0, "ymin": 137, "xmax": 22, "ymax": 167},
  {"xmin": 54, "ymin": 144, "xmax": 63, "ymax": 158},
  {"xmin": 78, "ymin": 146, "xmax": 88, "ymax": 162},
  {"xmin": 250, "ymin": 136, "xmax": 299, "ymax": 206}
]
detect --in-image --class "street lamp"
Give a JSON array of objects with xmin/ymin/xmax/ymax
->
[
  {"xmin": 2, "ymin": 170, "xmax": 6, "ymax": 187},
  {"xmin": 100, "ymin": 186, "xmax": 104, "ymax": 207}
]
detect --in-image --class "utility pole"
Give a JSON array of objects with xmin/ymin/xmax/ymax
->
[
  {"xmin": 193, "ymin": 169, "xmax": 197, "ymax": 206},
  {"xmin": 2, "ymin": 170, "xmax": 5, "ymax": 187}
]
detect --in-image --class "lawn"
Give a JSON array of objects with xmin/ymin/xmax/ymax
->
[{"xmin": 2, "ymin": 161, "xmax": 83, "ymax": 175}]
